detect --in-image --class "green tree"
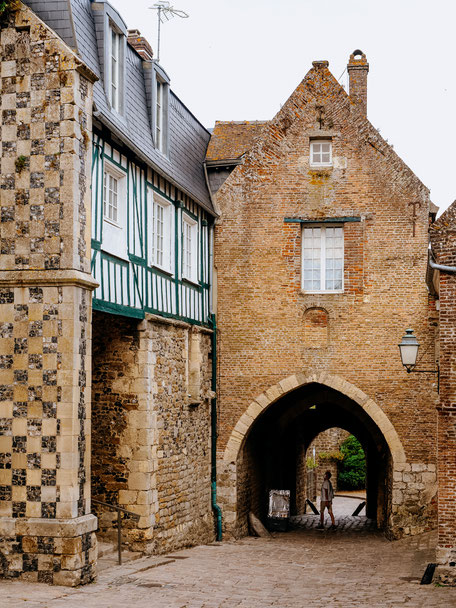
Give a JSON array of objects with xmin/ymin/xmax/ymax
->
[{"xmin": 338, "ymin": 435, "xmax": 366, "ymax": 490}]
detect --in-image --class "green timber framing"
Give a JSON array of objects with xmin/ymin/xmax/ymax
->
[{"xmin": 91, "ymin": 129, "xmax": 213, "ymax": 325}]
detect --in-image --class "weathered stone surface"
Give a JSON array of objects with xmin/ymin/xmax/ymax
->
[
  {"xmin": 248, "ymin": 512, "xmax": 271, "ymax": 538},
  {"xmin": 0, "ymin": 4, "xmax": 96, "ymax": 585}
]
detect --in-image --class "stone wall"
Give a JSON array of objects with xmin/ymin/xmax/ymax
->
[
  {"xmin": 91, "ymin": 312, "xmax": 214, "ymax": 554},
  {"xmin": 0, "ymin": 4, "xmax": 97, "ymax": 585},
  {"xmin": 213, "ymin": 57, "xmax": 438, "ymax": 539}
]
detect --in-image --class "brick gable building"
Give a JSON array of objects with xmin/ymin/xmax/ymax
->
[{"xmin": 208, "ymin": 52, "xmax": 439, "ymax": 540}]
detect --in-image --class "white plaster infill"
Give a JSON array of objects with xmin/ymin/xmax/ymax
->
[{"xmin": 223, "ymin": 372, "xmax": 406, "ymax": 466}]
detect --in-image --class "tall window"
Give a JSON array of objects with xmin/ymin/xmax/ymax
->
[
  {"xmin": 110, "ymin": 28, "xmax": 121, "ymax": 111},
  {"xmin": 102, "ymin": 162, "xmax": 127, "ymax": 259},
  {"xmin": 156, "ymin": 77, "xmax": 164, "ymax": 152},
  {"xmin": 310, "ymin": 140, "xmax": 332, "ymax": 167},
  {"xmin": 149, "ymin": 193, "xmax": 172, "ymax": 272},
  {"xmin": 182, "ymin": 216, "xmax": 198, "ymax": 282},
  {"xmin": 302, "ymin": 226, "xmax": 343, "ymax": 292},
  {"xmin": 103, "ymin": 171, "xmax": 118, "ymax": 223}
]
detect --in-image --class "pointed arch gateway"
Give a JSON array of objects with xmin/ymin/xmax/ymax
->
[{"xmin": 219, "ymin": 372, "xmax": 406, "ymax": 536}]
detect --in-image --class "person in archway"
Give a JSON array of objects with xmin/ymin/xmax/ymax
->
[{"xmin": 318, "ymin": 470, "xmax": 336, "ymax": 529}]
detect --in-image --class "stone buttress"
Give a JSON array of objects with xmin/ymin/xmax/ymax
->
[{"xmin": 0, "ymin": 5, "xmax": 98, "ymax": 585}]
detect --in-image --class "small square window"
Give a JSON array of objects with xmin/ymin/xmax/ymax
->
[{"xmin": 310, "ymin": 140, "xmax": 332, "ymax": 167}]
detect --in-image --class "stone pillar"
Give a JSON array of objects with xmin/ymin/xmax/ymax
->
[{"xmin": 0, "ymin": 6, "xmax": 98, "ymax": 585}]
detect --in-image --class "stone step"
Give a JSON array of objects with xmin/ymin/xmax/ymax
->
[{"xmin": 96, "ymin": 540, "xmax": 143, "ymax": 572}]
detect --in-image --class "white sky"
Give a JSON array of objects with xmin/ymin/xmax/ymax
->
[{"xmin": 109, "ymin": 0, "xmax": 456, "ymax": 214}]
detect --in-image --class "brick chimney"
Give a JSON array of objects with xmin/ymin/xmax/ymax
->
[
  {"xmin": 347, "ymin": 49, "xmax": 369, "ymax": 115},
  {"xmin": 127, "ymin": 29, "xmax": 154, "ymax": 61}
]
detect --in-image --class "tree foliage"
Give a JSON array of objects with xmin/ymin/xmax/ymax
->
[{"xmin": 337, "ymin": 435, "xmax": 366, "ymax": 490}]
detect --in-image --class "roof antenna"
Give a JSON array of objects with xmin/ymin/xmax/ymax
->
[{"xmin": 149, "ymin": 2, "xmax": 189, "ymax": 63}]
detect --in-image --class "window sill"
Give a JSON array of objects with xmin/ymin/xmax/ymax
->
[
  {"xmin": 150, "ymin": 264, "xmax": 174, "ymax": 278},
  {"xmin": 182, "ymin": 277, "xmax": 200, "ymax": 288},
  {"xmin": 300, "ymin": 289, "xmax": 344, "ymax": 295},
  {"xmin": 103, "ymin": 217, "xmax": 122, "ymax": 229}
]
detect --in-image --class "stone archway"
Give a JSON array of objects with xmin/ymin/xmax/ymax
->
[
  {"xmin": 223, "ymin": 372, "xmax": 406, "ymax": 465},
  {"xmin": 217, "ymin": 371, "xmax": 429, "ymax": 538}
]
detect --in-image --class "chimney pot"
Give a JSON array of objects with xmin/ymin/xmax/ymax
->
[
  {"xmin": 312, "ymin": 60, "xmax": 329, "ymax": 69},
  {"xmin": 127, "ymin": 29, "xmax": 154, "ymax": 61},
  {"xmin": 347, "ymin": 49, "xmax": 369, "ymax": 116}
]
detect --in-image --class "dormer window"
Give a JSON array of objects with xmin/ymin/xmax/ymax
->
[
  {"xmin": 156, "ymin": 76, "xmax": 164, "ymax": 152},
  {"xmin": 310, "ymin": 140, "xmax": 332, "ymax": 167},
  {"xmin": 110, "ymin": 27, "xmax": 122, "ymax": 111},
  {"xmin": 91, "ymin": 2, "xmax": 127, "ymax": 116},
  {"xmin": 151, "ymin": 63, "xmax": 170, "ymax": 156}
]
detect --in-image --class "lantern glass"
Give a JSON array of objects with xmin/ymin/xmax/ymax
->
[{"xmin": 398, "ymin": 329, "xmax": 419, "ymax": 369}]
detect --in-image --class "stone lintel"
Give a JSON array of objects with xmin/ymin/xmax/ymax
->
[
  {"xmin": 0, "ymin": 270, "xmax": 99, "ymax": 290},
  {"xmin": 144, "ymin": 312, "xmax": 213, "ymax": 333}
]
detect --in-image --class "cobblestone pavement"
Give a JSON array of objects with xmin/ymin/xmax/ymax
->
[
  {"xmin": 2, "ymin": 528, "xmax": 456, "ymax": 608},
  {"xmin": 291, "ymin": 495, "xmax": 376, "ymax": 531}
]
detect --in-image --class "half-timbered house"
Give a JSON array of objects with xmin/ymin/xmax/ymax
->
[{"xmin": 0, "ymin": 0, "xmax": 217, "ymax": 585}]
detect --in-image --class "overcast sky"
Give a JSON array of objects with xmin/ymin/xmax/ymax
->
[{"xmin": 109, "ymin": 0, "xmax": 456, "ymax": 214}]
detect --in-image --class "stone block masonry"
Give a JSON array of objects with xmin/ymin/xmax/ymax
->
[
  {"xmin": 91, "ymin": 312, "xmax": 214, "ymax": 554},
  {"xmin": 0, "ymin": 4, "xmax": 98, "ymax": 585}
]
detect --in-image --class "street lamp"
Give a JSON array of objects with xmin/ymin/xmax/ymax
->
[{"xmin": 398, "ymin": 328, "xmax": 439, "ymax": 391}]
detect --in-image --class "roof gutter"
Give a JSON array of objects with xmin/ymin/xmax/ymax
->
[{"xmin": 202, "ymin": 160, "xmax": 221, "ymax": 218}]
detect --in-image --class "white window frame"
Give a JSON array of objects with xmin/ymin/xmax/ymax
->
[
  {"xmin": 109, "ymin": 27, "xmax": 121, "ymax": 112},
  {"xmin": 156, "ymin": 77, "xmax": 164, "ymax": 153},
  {"xmin": 103, "ymin": 169, "xmax": 119, "ymax": 224},
  {"xmin": 101, "ymin": 161, "xmax": 127, "ymax": 259},
  {"xmin": 301, "ymin": 225, "xmax": 344, "ymax": 293},
  {"xmin": 148, "ymin": 191, "xmax": 173, "ymax": 273},
  {"xmin": 310, "ymin": 140, "xmax": 332, "ymax": 167},
  {"xmin": 182, "ymin": 214, "xmax": 198, "ymax": 284}
]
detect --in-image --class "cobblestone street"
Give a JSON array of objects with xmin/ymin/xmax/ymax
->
[{"xmin": 2, "ymin": 523, "xmax": 456, "ymax": 608}]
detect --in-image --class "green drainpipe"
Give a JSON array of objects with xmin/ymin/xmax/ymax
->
[{"xmin": 210, "ymin": 313, "xmax": 223, "ymax": 541}]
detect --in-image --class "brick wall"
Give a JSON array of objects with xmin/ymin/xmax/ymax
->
[
  {"xmin": 214, "ymin": 59, "xmax": 438, "ymax": 539},
  {"xmin": 308, "ymin": 428, "xmax": 350, "ymax": 492},
  {"xmin": 430, "ymin": 201, "xmax": 456, "ymax": 584}
]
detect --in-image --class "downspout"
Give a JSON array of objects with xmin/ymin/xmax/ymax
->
[
  {"xmin": 210, "ymin": 312, "xmax": 222, "ymax": 541},
  {"xmin": 203, "ymin": 157, "xmax": 222, "ymax": 540}
]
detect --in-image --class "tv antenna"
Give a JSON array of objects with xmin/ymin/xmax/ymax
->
[{"xmin": 149, "ymin": 2, "xmax": 189, "ymax": 63}]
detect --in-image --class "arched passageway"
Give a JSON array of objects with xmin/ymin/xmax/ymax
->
[{"xmin": 221, "ymin": 375, "xmax": 406, "ymax": 538}]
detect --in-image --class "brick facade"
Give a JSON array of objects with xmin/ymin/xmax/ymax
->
[
  {"xmin": 211, "ymin": 56, "xmax": 438, "ymax": 539},
  {"xmin": 429, "ymin": 201, "xmax": 456, "ymax": 584}
]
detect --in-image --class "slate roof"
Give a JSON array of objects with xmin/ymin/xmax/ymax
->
[
  {"xmin": 24, "ymin": 0, "xmax": 214, "ymax": 214},
  {"xmin": 205, "ymin": 121, "xmax": 268, "ymax": 163}
]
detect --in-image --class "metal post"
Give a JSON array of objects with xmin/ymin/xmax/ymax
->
[{"xmin": 117, "ymin": 509, "xmax": 122, "ymax": 565}]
